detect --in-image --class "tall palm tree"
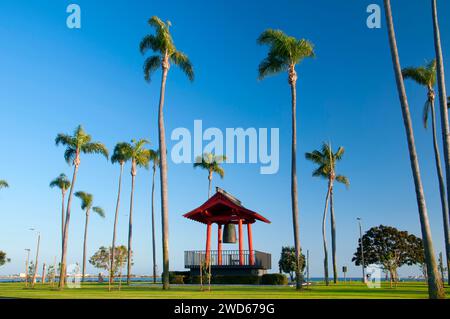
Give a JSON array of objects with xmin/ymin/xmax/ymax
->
[
  {"xmin": 126, "ymin": 139, "xmax": 151, "ymax": 285},
  {"xmin": 140, "ymin": 16, "xmax": 194, "ymax": 289},
  {"xmin": 55, "ymin": 125, "xmax": 109, "ymax": 288},
  {"xmin": 109, "ymin": 142, "xmax": 131, "ymax": 288},
  {"xmin": 402, "ymin": 60, "xmax": 450, "ymax": 284},
  {"xmin": 257, "ymin": 29, "xmax": 314, "ymax": 290},
  {"xmin": 49, "ymin": 174, "xmax": 71, "ymax": 249},
  {"xmin": 383, "ymin": 0, "xmax": 444, "ymax": 298},
  {"xmin": 75, "ymin": 191, "xmax": 105, "ymax": 282},
  {"xmin": 0, "ymin": 180, "xmax": 8, "ymax": 190},
  {"xmin": 194, "ymin": 153, "xmax": 226, "ymax": 198},
  {"xmin": 432, "ymin": 0, "xmax": 450, "ymax": 285},
  {"xmin": 149, "ymin": 149, "xmax": 160, "ymax": 284},
  {"xmin": 306, "ymin": 143, "xmax": 349, "ymax": 285}
]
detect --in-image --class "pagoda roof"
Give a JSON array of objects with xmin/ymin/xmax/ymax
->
[{"xmin": 183, "ymin": 187, "xmax": 271, "ymax": 225}]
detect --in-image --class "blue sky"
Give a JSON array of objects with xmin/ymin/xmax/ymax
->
[{"xmin": 0, "ymin": 0, "xmax": 449, "ymax": 278}]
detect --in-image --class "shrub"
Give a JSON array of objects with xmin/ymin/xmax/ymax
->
[
  {"xmin": 189, "ymin": 275, "xmax": 260, "ymax": 284},
  {"xmin": 260, "ymin": 273, "xmax": 288, "ymax": 285},
  {"xmin": 169, "ymin": 271, "xmax": 190, "ymax": 284}
]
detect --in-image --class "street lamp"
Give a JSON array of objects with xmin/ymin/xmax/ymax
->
[
  {"xmin": 357, "ymin": 218, "xmax": 366, "ymax": 283},
  {"xmin": 24, "ymin": 249, "xmax": 31, "ymax": 287},
  {"xmin": 29, "ymin": 228, "xmax": 40, "ymax": 288}
]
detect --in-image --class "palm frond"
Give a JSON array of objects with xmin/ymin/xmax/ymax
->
[
  {"xmin": 402, "ymin": 67, "xmax": 430, "ymax": 87},
  {"xmin": 139, "ymin": 35, "xmax": 161, "ymax": 55},
  {"xmin": 171, "ymin": 51, "xmax": 194, "ymax": 81},
  {"xmin": 336, "ymin": 175, "xmax": 350, "ymax": 188},
  {"xmin": 64, "ymin": 147, "xmax": 77, "ymax": 165},
  {"xmin": 55, "ymin": 133, "xmax": 75, "ymax": 147},
  {"xmin": 93, "ymin": 206, "xmax": 105, "ymax": 218},
  {"xmin": 305, "ymin": 150, "xmax": 325, "ymax": 165},
  {"xmin": 334, "ymin": 146, "xmax": 345, "ymax": 161},
  {"xmin": 81, "ymin": 142, "xmax": 109, "ymax": 160},
  {"xmin": 75, "ymin": 191, "xmax": 93, "ymax": 211},
  {"xmin": 143, "ymin": 55, "xmax": 162, "ymax": 82},
  {"xmin": 111, "ymin": 142, "xmax": 132, "ymax": 165},
  {"xmin": 0, "ymin": 180, "xmax": 9, "ymax": 189},
  {"xmin": 423, "ymin": 100, "xmax": 432, "ymax": 129},
  {"xmin": 49, "ymin": 173, "xmax": 71, "ymax": 191}
]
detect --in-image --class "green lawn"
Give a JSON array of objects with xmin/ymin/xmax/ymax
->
[{"xmin": 0, "ymin": 281, "xmax": 449, "ymax": 299}]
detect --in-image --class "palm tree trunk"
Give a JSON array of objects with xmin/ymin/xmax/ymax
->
[
  {"xmin": 82, "ymin": 209, "xmax": 90, "ymax": 282},
  {"xmin": 330, "ymin": 184, "xmax": 338, "ymax": 284},
  {"xmin": 151, "ymin": 164, "xmax": 157, "ymax": 284},
  {"xmin": 432, "ymin": 0, "xmax": 450, "ymax": 286},
  {"xmin": 31, "ymin": 233, "xmax": 40, "ymax": 287},
  {"xmin": 158, "ymin": 56, "xmax": 170, "ymax": 290},
  {"xmin": 110, "ymin": 163, "xmax": 124, "ymax": 289},
  {"xmin": 322, "ymin": 182, "xmax": 331, "ymax": 286},
  {"xmin": 59, "ymin": 161, "xmax": 79, "ymax": 289},
  {"xmin": 289, "ymin": 68, "xmax": 303, "ymax": 290},
  {"xmin": 61, "ymin": 191, "xmax": 65, "ymax": 251},
  {"xmin": 384, "ymin": 0, "xmax": 445, "ymax": 298},
  {"xmin": 127, "ymin": 168, "xmax": 136, "ymax": 285},
  {"xmin": 208, "ymin": 171, "xmax": 212, "ymax": 199},
  {"xmin": 430, "ymin": 98, "xmax": 450, "ymax": 286}
]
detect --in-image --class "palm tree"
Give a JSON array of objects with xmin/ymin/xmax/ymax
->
[
  {"xmin": 257, "ymin": 29, "xmax": 314, "ymax": 290},
  {"xmin": 126, "ymin": 139, "xmax": 151, "ymax": 285},
  {"xmin": 0, "ymin": 180, "xmax": 8, "ymax": 190},
  {"xmin": 75, "ymin": 191, "xmax": 105, "ymax": 282},
  {"xmin": 140, "ymin": 16, "xmax": 194, "ymax": 289},
  {"xmin": 194, "ymin": 153, "xmax": 226, "ymax": 198},
  {"xmin": 402, "ymin": 60, "xmax": 450, "ymax": 284},
  {"xmin": 432, "ymin": 0, "xmax": 450, "ymax": 286},
  {"xmin": 149, "ymin": 149, "xmax": 160, "ymax": 284},
  {"xmin": 55, "ymin": 125, "xmax": 109, "ymax": 288},
  {"xmin": 306, "ymin": 143, "xmax": 349, "ymax": 285},
  {"xmin": 383, "ymin": 0, "xmax": 444, "ymax": 298},
  {"xmin": 109, "ymin": 142, "xmax": 131, "ymax": 288},
  {"xmin": 49, "ymin": 174, "xmax": 71, "ymax": 249}
]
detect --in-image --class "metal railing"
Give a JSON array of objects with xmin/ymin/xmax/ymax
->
[{"xmin": 184, "ymin": 250, "xmax": 271, "ymax": 269}]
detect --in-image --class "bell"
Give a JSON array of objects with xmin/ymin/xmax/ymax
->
[{"xmin": 223, "ymin": 223, "xmax": 237, "ymax": 243}]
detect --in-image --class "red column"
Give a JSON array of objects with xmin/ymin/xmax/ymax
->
[
  {"xmin": 218, "ymin": 224, "xmax": 223, "ymax": 265},
  {"xmin": 205, "ymin": 223, "xmax": 212, "ymax": 264},
  {"xmin": 247, "ymin": 223, "xmax": 254, "ymax": 265},
  {"xmin": 238, "ymin": 219, "xmax": 244, "ymax": 265}
]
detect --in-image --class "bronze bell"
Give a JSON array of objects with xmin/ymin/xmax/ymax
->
[{"xmin": 222, "ymin": 223, "xmax": 237, "ymax": 243}]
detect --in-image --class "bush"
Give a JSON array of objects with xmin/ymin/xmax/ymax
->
[
  {"xmin": 188, "ymin": 275, "xmax": 260, "ymax": 284},
  {"xmin": 260, "ymin": 274, "xmax": 288, "ymax": 285},
  {"xmin": 169, "ymin": 271, "xmax": 190, "ymax": 284}
]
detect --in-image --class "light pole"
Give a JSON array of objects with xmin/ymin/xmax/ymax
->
[
  {"xmin": 357, "ymin": 218, "xmax": 366, "ymax": 283},
  {"xmin": 30, "ymin": 228, "xmax": 40, "ymax": 288},
  {"xmin": 24, "ymin": 248, "xmax": 30, "ymax": 287}
]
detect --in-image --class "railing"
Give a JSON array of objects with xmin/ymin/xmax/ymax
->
[{"xmin": 184, "ymin": 250, "xmax": 271, "ymax": 270}]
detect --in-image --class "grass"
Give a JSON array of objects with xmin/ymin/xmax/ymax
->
[{"xmin": 0, "ymin": 281, "xmax": 449, "ymax": 299}]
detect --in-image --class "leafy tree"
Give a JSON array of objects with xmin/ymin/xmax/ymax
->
[
  {"xmin": 0, "ymin": 251, "xmax": 10, "ymax": 267},
  {"xmin": 50, "ymin": 173, "xmax": 71, "ymax": 247},
  {"xmin": 55, "ymin": 125, "xmax": 109, "ymax": 288},
  {"xmin": 89, "ymin": 246, "xmax": 130, "ymax": 276},
  {"xmin": 278, "ymin": 246, "xmax": 305, "ymax": 282},
  {"xmin": 110, "ymin": 142, "xmax": 131, "ymax": 287},
  {"xmin": 257, "ymin": 29, "xmax": 314, "ymax": 290},
  {"xmin": 140, "ymin": 16, "xmax": 194, "ymax": 290},
  {"xmin": 402, "ymin": 60, "xmax": 450, "ymax": 283},
  {"xmin": 383, "ymin": 0, "xmax": 444, "ymax": 298},
  {"xmin": 125, "ymin": 139, "xmax": 151, "ymax": 285},
  {"xmin": 352, "ymin": 225, "xmax": 425, "ymax": 287},
  {"xmin": 306, "ymin": 142, "xmax": 349, "ymax": 285},
  {"xmin": 149, "ymin": 149, "xmax": 160, "ymax": 283},
  {"xmin": 194, "ymin": 153, "xmax": 226, "ymax": 198},
  {"xmin": 75, "ymin": 191, "xmax": 105, "ymax": 282}
]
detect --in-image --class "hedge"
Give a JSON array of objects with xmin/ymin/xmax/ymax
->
[{"xmin": 260, "ymin": 274, "xmax": 288, "ymax": 285}]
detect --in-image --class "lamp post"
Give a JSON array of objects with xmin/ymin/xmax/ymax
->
[
  {"xmin": 357, "ymin": 218, "xmax": 366, "ymax": 283},
  {"xmin": 24, "ymin": 248, "xmax": 30, "ymax": 287},
  {"xmin": 29, "ymin": 228, "xmax": 40, "ymax": 288}
]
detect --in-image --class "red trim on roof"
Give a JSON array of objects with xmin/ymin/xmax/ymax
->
[{"xmin": 183, "ymin": 190, "xmax": 271, "ymax": 225}]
